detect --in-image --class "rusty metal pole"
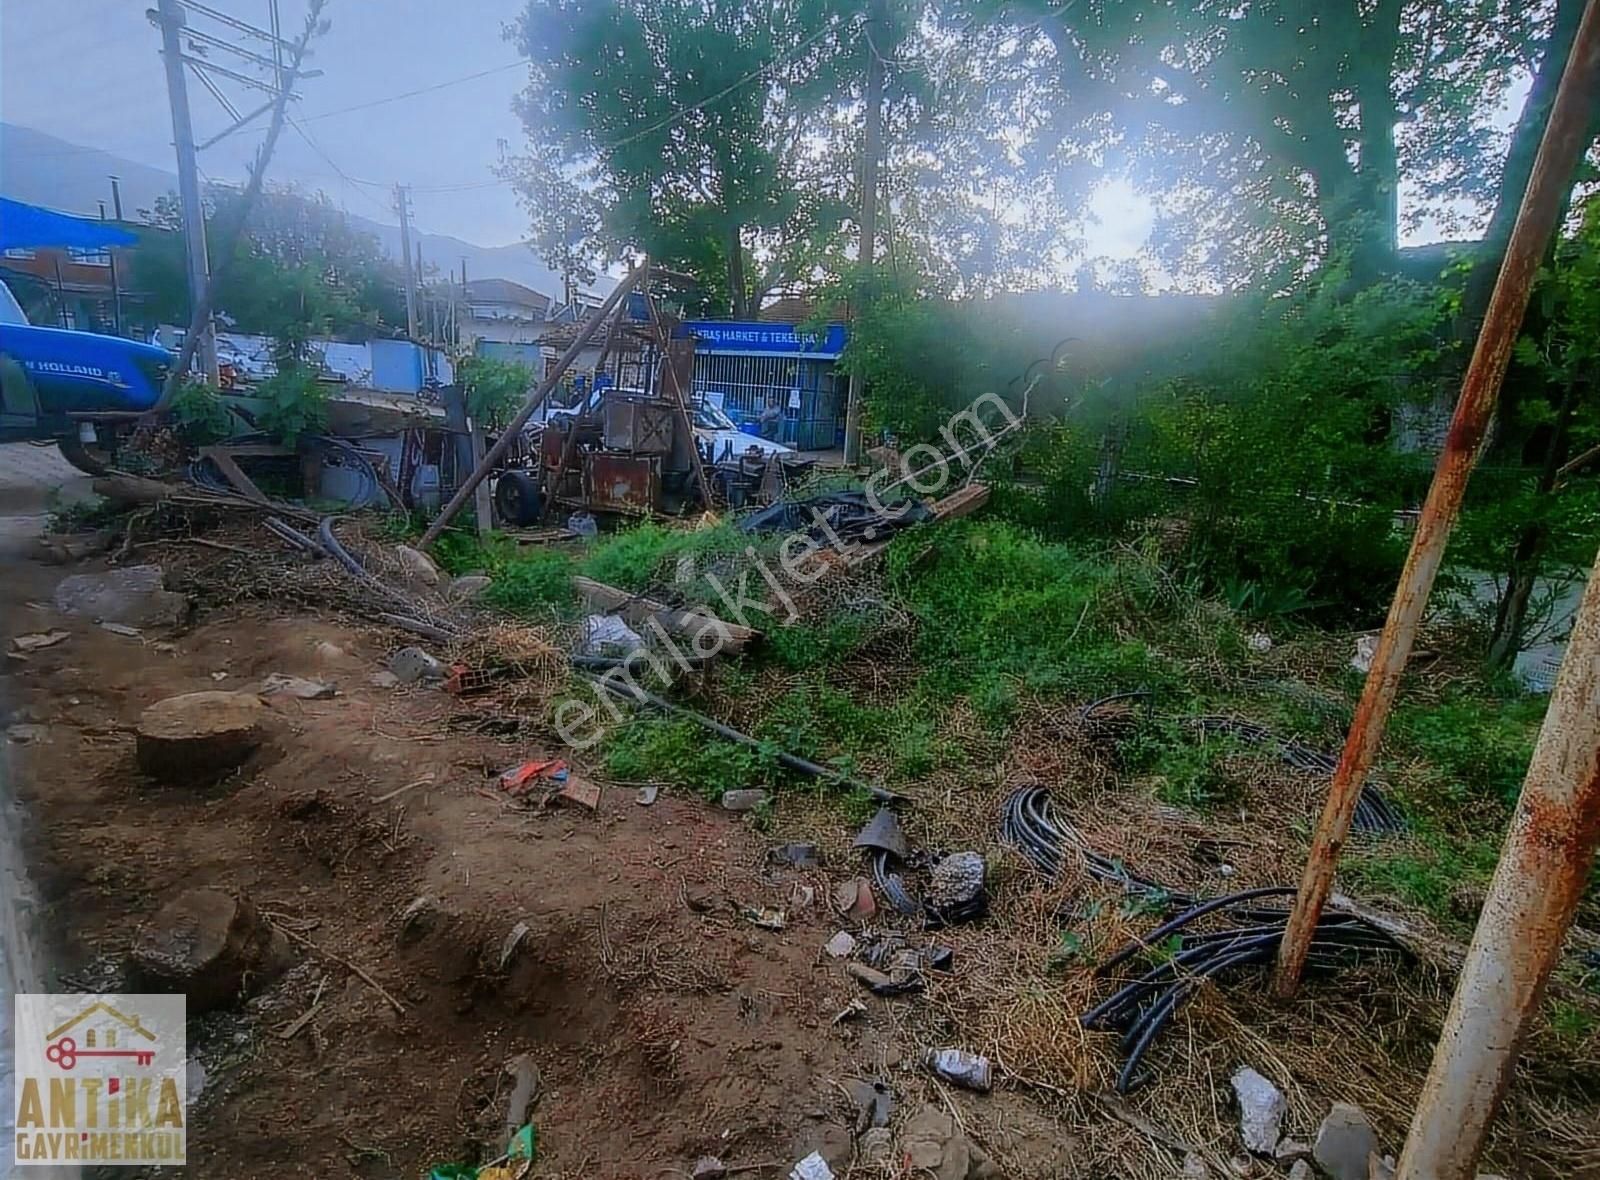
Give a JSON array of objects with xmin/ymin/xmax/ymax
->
[
  {"xmin": 1273, "ymin": 0, "xmax": 1600, "ymax": 998},
  {"xmin": 419, "ymin": 260, "xmax": 649, "ymax": 548},
  {"xmin": 1395, "ymin": 545, "xmax": 1600, "ymax": 1180}
]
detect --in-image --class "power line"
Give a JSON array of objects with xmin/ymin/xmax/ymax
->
[
  {"xmin": 284, "ymin": 116, "xmax": 394, "ymax": 216},
  {"xmin": 297, "ymin": 61, "xmax": 526, "ymax": 123}
]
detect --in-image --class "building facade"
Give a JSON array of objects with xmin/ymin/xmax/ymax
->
[{"xmin": 685, "ymin": 320, "xmax": 848, "ymax": 450}]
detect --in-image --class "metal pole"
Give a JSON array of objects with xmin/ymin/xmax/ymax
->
[
  {"xmin": 841, "ymin": 0, "xmax": 885, "ymax": 465},
  {"xmin": 418, "ymin": 259, "xmax": 650, "ymax": 548},
  {"xmin": 155, "ymin": 0, "xmax": 219, "ymax": 384},
  {"xmin": 1274, "ymin": 0, "xmax": 1600, "ymax": 998},
  {"xmin": 109, "ymin": 175, "xmax": 124, "ymax": 221},
  {"xmin": 395, "ymin": 184, "xmax": 419, "ymax": 339},
  {"xmin": 1395, "ymin": 546, "xmax": 1600, "ymax": 1180}
]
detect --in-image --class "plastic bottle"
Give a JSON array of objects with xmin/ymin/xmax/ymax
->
[{"xmin": 923, "ymin": 1047, "xmax": 992, "ymax": 1092}]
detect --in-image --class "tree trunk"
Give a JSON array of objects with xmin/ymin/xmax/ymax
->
[
  {"xmin": 726, "ymin": 223, "xmax": 748, "ymax": 318},
  {"xmin": 1487, "ymin": 379, "xmax": 1580, "ymax": 668},
  {"xmin": 1345, "ymin": 0, "xmax": 1403, "ymax": 284},
  {"xmin": 1459, "ymin": 0, "xmax": 1588, "ymax": 342}
]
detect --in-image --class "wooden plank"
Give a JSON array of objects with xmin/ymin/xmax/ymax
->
[
  {"xmin": 572, "ymin": 576, "xmax": 760, "ymax": 652},
  {"xmin": 469, "ymin": 421, "xmax": 493, "ymax": 538},
  {"xmin": 198, "ymin": 446, "xmax": 270, "ymax": 504}
]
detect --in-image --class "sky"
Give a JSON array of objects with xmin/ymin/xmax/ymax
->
[{"xmin": 1, "ymin": 0, "xmax": 533, "ymax": 246}]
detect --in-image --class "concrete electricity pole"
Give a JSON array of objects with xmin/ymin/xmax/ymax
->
[
  {"xmin": 395, "ymin": 183, "xmax": 420, "ymax": 340},
  {"xmin": 154, "ymin": 0, "xmax": 219, "ymax": 385},
  {"xmin": 842, "ymin": 0, "xmax": 886, "ymax": 465}
]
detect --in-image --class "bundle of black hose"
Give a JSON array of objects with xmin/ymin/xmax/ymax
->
[{"xmin": 998, "ymin": 784, "xmax": 1180, "ymax": 902}]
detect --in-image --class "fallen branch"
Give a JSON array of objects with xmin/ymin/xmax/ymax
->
[
  {"xmin": 573, "ymin": 576, "xmax": 760, "ymax": 653},
  {"xmin": 270, "ymin": 921, "xmax": 405, "ymax": 1015}
]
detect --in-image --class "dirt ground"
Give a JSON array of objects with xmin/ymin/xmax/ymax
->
[{"xmin": 1, "ymin": 532, "xmax": 1088, "ymax": 1179}]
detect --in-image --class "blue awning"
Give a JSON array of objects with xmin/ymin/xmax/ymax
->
[{"xmin": 0, "ymin": 197, "xmax": 138, "ymax": 251}]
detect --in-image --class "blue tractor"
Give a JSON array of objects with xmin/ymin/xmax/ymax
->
[{"xmin": 0, "ymin": 198, "xmax": 177, "ymax": 473}]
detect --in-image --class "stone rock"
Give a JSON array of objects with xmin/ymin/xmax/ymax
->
[
  {"xmin": 1288, "ymin": 1163, "xmax": 1313, "ymax": 1180},
  {"xmin": 925, "ymin": 851, "xmax": 987, "ymax": 921},
  {"xmin": 1182, "ymin": 1154, "xmax": 1209, "ymax": 1178},
  {"xmin": 1369, "ymin": 1155, "xmax": 1395, "ymax": 1180},
  {"xmin": 691, "ymin": 1158, "xmax": 726, "ymax": 1180},
  {"xmin": 768, "ymin": 842, "xmax": 822, "ymax": 869},
  {"xmin": 258, "ymin": 673, "xmax": 336, "ymax": 700},
  {"xmin": 1276, "ymin": 1138, "xmax": 1313, "ymax": 1162},
  {"xmin": 130, "ymin": 888, "xmax": 285, "ymax": 1011},
  {"xmin": 448, "ymin": 574, "xmax": 493, "ymax": 601},
  {"xmin": 900, "ymin": 1104, "xmax": 998, "ymax": 1180},
  {"xmin": 312, "ymin": 640, "xmax": 348, "ymax": 665},
  {"xmin": 40, "ymin": 529, "xmax": 115, "ymax": 564},
  {"xmin": 135, "ymin": 690, "xmax": 268, "ymax": 783},
  {"xmin": 858, "ymin": 1127, "xmax": 893, "ymax": 1166},
  {"xmin": 7, "ymin": 723, "xmax": 48, "ymax": 744},
  {"xmin": 369, "ymin": 670, "xmax": 400, "ymax": 689},
  {"xmin": 55, "ymin": 565, "xmax": 186, "ymax": 628},
  {"xmin": 1314, "ymin": 1103, "xmax": 1380, "ymax": 1180},
  {"xmin": 1231, "ymin": 1066, "xmax": 1287, "ymax": 1155},
  {"xmin": 389, "ymin": 646, "xmax": 446, "ymax": 684},
  {"xmin": 824, "ymin": 931, "xmax": 857, "ymax": 958},
  {"xmin": 395, "ymin": 544, "xmax": 441, "ymax": 586},
  {"xmin": 720, "ymin": 788, "xmax": 769, "ymax": 812}
]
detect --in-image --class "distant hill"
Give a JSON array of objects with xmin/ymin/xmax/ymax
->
[{"xmin": 0, "ymin": 123, "xmax": 609, "ymax": 301}]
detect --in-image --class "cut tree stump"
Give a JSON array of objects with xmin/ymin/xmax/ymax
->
[
  {"xmin": 130, "ymin": 888, "xmax": 285, "ymax": 1011},
  {"xmin": 135, "ymin": 690, "xmax": 269, "ymax": 782}
]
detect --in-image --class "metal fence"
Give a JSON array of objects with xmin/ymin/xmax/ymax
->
[{"xmin": 691, "ymin": 353, "xmax": 842, "ymax": 450}]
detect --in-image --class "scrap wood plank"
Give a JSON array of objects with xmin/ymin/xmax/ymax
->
[
  {"xmin": 572, "ymin": 576, "xmax": 760, "ymax": 652},
  {"xmin": 197, "ymin": 446, "xmax": 270, "ymax": 504}
]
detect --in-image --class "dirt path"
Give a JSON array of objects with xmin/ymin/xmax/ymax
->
[{"xmin": 0, "ymin": 511, "xmax": 1070, "ymax": 1177}]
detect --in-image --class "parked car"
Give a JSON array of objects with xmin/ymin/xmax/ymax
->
[{"xmin": 0, "ymin": 278, "xmax": 176, "ymax": 473}]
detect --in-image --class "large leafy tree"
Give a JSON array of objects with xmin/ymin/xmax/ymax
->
[
  {"xmin": 133, "ymin": 185, "xmax": 407, "ymax": 352},
  {"xmin": 503, "ymin": 0, "xmax": 861, "ymax": 315}
]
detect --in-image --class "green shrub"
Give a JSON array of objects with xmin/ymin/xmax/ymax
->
[
  {"xmin": 602, "ymin": 717, "xmax": 769, "ymax": 799},
  {"xmin": 1392, "ymin": 694, "xmax": 1545, "ymax": 807},
  {"xmin": 255, "ymin": 364, "xmax": 329, "ymax": 444},
  {"xmin": 483, "ymin": 548, "xmax": 579, "ymax": 617}
]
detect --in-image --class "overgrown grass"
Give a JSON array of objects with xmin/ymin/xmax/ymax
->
[{"xmin": 601, "ymin": 717, "xmax": 772, "ymax": 800}]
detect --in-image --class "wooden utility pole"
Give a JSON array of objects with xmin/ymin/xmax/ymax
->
[
  {"xmin": 155, "ymin": 0, "xmax": 219, "ymax": 384},
  {"xmin": 395, "ymin": 183, "xmax": 419, "ymax": 339},
  {"xmin": 842, "ymin": 0, "xmax": 886, "ymax": 465}
]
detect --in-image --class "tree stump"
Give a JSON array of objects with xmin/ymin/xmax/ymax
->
[
  {"xmin": 130, "ymin": 888, "xmax": 285, "ymax": 1011},
  {"xmin": 135, "ymin": 690, "xmax": 268, "ymax": 783}
]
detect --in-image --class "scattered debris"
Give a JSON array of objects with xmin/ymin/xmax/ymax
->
[
  {"xmin": 789, "ymin": 1151, "xmax": 834, "ymax": 1180},
  {"xmin": 741, "ymin": 906, "xmax": 787, "ymax": 931},
  {"xmin": 845, "ymin": 961, "xmax": 923, "ymax": 997},
  {"xmin": 790, "ymin": 882, "xmax": 816, "ymax": 908},
  {"xmin": 1351, "ymin": 634, "xmax": 1379, "ymax": 674},
  {"xmin": 1246, "ymin": 631, "xmax": 1273, "ymax": 653},
  {"xmin": 1288, "ymin": 1162, "xmax": 1314, "ymax": 1180},
  {"xmin": 210, "ymin": 670, "xmax": 229, "ymax": 681},
  {"xmin": 926, "ymin": 851, "xmax": 989, "ymax": 926},
  {"xmin": 553, "ymin": 775, "xmax": 601, "ymax": 811},
  {"xmin": 900, "ymin": 1103, "xmax": 999, "ymax": 1180},
  {"xmin": 130, "ymin": 888, "xmax": 285, "ymax": 1012},
  {"xmin": 769, "ymin": 842, "xmax": 822, "ymax": 869},
  {"xmin": 12, "ymin": 630, "xmax": 68, "ymax": 652},
  {"xmin": 691, "ymin": 1157, "xmax": 726, "ymax": 1180},
  {"xmin": 846, "ymin": 1077, "xmax": 894, "ymax": 1131},
  {"xmin": 313, "ymin": 640, "xmax": 348, "ymax": 664},
  {"xmin": 858, "ymin": 1127, "xmax": 893, "ymax": 1166},
  {"xmin": 499, "ymin": 922, "xmax": 531, "ymax": 971},
  {"xmin": 923, "ymin": 1048, "xmax": 992, "ymax": 1093},
  {"xmin": 390, "ymin": 645, "xmax": 447, "ymax": 684},
  {"xmin": 258, "ymin": 672, "xmax": 337, "ymax": 700},
  {"xmin": 502, "ymin": 1054, "xmax": 541, "ymax": 1142},
  {"xmin": 824, "ymin": 931, "xmax": 857, "ymax": 958},
  {"xmin": 395, "ymin": 544, "xmax": 442, "ymax": 585},
  {"xmin": 582, "ymin": 613, "xmax": 645, "ymax": 655},
  {"xmin": 636, "ymin": 785, "xmax": 659, "ymax": 806},
  {"xmin": 831, "ymin": 877, "xmax": 876, "ymax": 921},
  {"xmin": 831, "ymin": 998, "xmax": 868, "ymax": 1024},
  {"xmin": 1276, "ymin": 1138, "xmax": 1313, "ymax": 1162},
  {"xmin": 369, "ymin": 670, "xmax": 400, "ymax": 689},
  {"xmin": 99, "ymin": 622, "xmax": 143, "ymax": 638},
  {"xmin": 721, "ymin": 788, "xmax": 769, "ymax": 812},
  {"xmin": 372, "ymin": 775, "xmax": 436, "ymax": 804},
  {"xmin": 6, "ymin": 723, "xmax": 47, "ymax": 744},
  {"xmin": 500, "ymin": 758, "xmax": 568, "ymax": 794},
  {"xmin": 1313, "ymin": 1103, "xmax": 1380, "ymax": 1180},
  {"xmin": 854, "ymin": 808, "xmax": 909, "ymax": 858},
  {"xmin": 1231, "ymin": 1067, "xmax": 1287, "ymax": 1155},
  {"xmin": 134, "ymin": 690, "xmax": 269, "ymax": 783},
  {"xmin": 54, "ymin": 565, "xmax": 187, "ymax": 627}
]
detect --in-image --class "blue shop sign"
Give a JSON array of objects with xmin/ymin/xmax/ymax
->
[{"xmin": 686, "ymin": 321, "xmax": 847, "ymax": 358}]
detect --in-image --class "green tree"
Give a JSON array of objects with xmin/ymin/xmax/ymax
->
[{"xmin": 502, "ymin": 0, "xmax": 861, "ymax": 315}]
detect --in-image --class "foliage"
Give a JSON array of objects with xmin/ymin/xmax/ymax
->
[
  {"xmin": 254, "ymin": 365, "xmax": 329, "ymax": 445},
  {"xmin": 578, "ymin": 520, "xmax": 752, "ymax": 596},
  {"xmin": 1391, "ymin": 693, "xmax": 1546, "ymax": 809},
  {"xmin": 1119, "ymin": 722, "xmax": 1243, "ymax": 811},
  {"xmin": 457, "ymin": 355, "xmax": 533, "ymax": 432},
  {"xmin": 167, "ymin": 381, "xmax": 238, "ymax": 447},
  {"xmin": 602, "ymin": 717, "xmax": 770, "ymax": 799},
  {"xmin": 133, "ymin": 186, "xmax": 406, "ymax": 345},
  {"xmin": 483, "ymin": 549, "xmax": 579, "ymax": 618},
  {"xmin": 504, "ymin": 0, "xmax": 859, "ymax": 313}
]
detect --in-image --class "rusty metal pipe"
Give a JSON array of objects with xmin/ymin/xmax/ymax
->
[
  {"xmin": 419, "ymin": 259, "xmax": 649, "ymax": 548},
  {"xmin": 1395, "ymin": 544, "xmax": 1600, "ymax": 1180},
  {"xmin": 1273, "ymin": 0, "xmax": 1600, "ymax": 998}
]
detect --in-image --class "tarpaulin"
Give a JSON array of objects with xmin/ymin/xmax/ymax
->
[{"xmin": 0, "ymin": 197, "xmax": 138, "ymax": 251}]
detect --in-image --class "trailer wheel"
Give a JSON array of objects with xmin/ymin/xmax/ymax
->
[{"xmin": 494, "ymin": 470, "xmax": 543, "ymax": 526}]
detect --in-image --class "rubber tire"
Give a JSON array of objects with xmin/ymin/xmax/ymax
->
[
  {"xmin": 58, "ymin": 434, "xmax": 116, "ymax": 476},
  {"xmin": 494, "ymin": 470, "xmax": 543, "ymax": 527}
]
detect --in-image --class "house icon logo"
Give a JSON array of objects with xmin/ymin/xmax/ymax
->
[
  {"xmin": 43, "ymin": 1001, "xmax": 159, "ymax": 1071},
  {"xmin": 12, "ymin": 992, "xmax": 187, "ymax": 1167}
]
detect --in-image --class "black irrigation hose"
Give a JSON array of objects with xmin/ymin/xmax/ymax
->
[
  {"xmin": 1093, "ymin": 887, "xmax": 1300, "ymax": 976},
  {"xmin": 1001, "ymin": 785, "xmax": 1180, "ymax": 903},
  {"xmin": 872, "ymin": 848, "xmax": 923, "ymax": 917}
]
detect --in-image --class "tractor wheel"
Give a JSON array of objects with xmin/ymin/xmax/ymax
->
[{"xmin": 494, "ymin": 470, "xmax": 543, "ymax": 526}]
